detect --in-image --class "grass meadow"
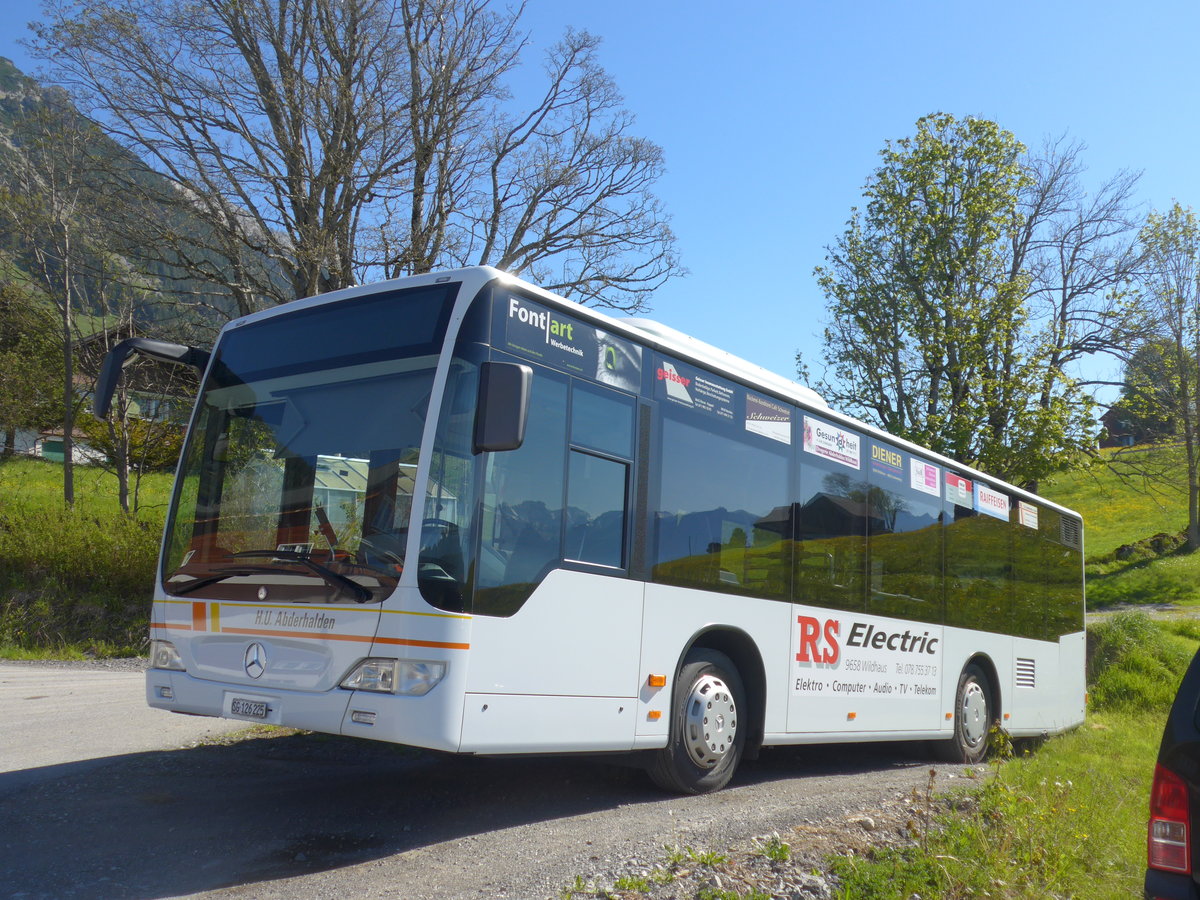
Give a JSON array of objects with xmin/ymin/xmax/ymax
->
[
  {"xmin": 1045, "ymin": 445, "xmax": 1200, "ymax": 608},
  {"xmin": 830, "ymin": 612, "xmax": 1198, "ymax": 899},
  {"xmin": 0, "ymin": 456, "xmax": 173, "ymax": 656}
]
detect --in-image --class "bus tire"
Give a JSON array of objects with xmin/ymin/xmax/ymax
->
[
  {"xmin": 648, "ymin": 649, "xmax": 746, "ymax": 794},
  {"xmin": 936, "ymin": 663, "xmax": 992, "ymax": 764}
]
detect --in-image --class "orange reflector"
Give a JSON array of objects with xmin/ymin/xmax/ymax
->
[
  {"xmin": 847, "ymin": 712, "xmax": 857, "ymax": 721},
  {"xmin": 1003, "ymin": 713, "xmax": 1011, "ymax": 721},
  {"xmin": 945, "ymin": 712, "xmax": 953, "ymax": 720},
  {"xmin": 648, "ymin": 710, "xmax": 662, "ymax": 721},
  {"xmin": 647, "ymin": 674, "xmax": 667, "ymax": 688}
]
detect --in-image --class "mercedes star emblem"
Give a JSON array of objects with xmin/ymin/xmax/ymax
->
[{"xmin": 244, "ymin": 642, "xmax": 267, "ymax": 679}]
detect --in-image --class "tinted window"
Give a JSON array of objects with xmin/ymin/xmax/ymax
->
[
  {"xmin": 944, "ymin": 477, "xmax": 1011, "ymax": 633},
  {"xmin": 566, "ymin": 451, "xmax": 628, "ymax": 568},
  {"xmin": 1011, "ymin": 503, "xmax": 1083, "ymax": 640},
  {"xmin": 572, "ymin": 382, "xmax": 635, "ymax": 457},
  {"xmin": 653, "ymin": 416, "xmax": 790, "ymax": 600},
  {"xmin": 211, "ymin": 284, "xmax": 453, "ymax": 385},
  {"xmin": 794, "ymin": 418, "xmax": 867, "ymax": 611},
  {"xmin": 473, "ymin": 369, "xmax": 567, "ymax": 615},
  {"xmin": 867, "ymin": 446, "xmax": 943, "ymax": 623}
]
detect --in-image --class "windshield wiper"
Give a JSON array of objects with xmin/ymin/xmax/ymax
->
[
  {"xmin": 231, "ymin": 550, "xmax": 374, "ymax": 603},
  {"xmin": 170, "ymin": 564, "xmax": 373, "ymax": 601},
  {"xmin": 169, "ymin": 553, "xmax": 374, "ymax": 603}
]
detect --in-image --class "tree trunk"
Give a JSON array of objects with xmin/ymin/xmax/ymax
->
[{"xmin": 60, "ymin": 226, "xmax": 75, "ymax": 507}]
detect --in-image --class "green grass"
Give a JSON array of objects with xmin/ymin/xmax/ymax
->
[
  {"xmin": 0, "ymin": 456, "xmax": 174, "ymax": 656},
  {"xmin": 1043, "ymin": 445, "xmax": 1190, "ymax": 559},
  {"xmin": 0, "ymin": 455, "xmax": 173, "ymax": 517},
  {"xmin": 1043, "ymin": 445, "xmax": 1200, "ymax": 609},
  {"xmin": 831, "ymin": 612, "xmax": 1196, "ymax": 899}
]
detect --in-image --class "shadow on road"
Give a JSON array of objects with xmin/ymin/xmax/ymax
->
[{"xmin": 0, "ymin": 730, "xmax": 937, "ymax": 898}]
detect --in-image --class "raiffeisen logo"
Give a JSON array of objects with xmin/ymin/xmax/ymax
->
[{"xmin": 508, "ymin": 297, "xmax": 582, "ymax": 357}]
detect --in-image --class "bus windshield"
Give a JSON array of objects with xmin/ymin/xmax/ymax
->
[{"xmin": 161, "ymin": 283, "xmax": 455, "ymax": 604}]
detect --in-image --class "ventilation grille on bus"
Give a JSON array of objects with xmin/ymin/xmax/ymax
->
[
  {"xmin": 1059, "ymin": 517, "xmax": 1082, "ymax": 550},
  {"xmin": 1015, "ymin": 658, "xmax": 1037, "ymax": 689}
]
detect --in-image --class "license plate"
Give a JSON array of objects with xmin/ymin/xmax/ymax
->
[{"xmin": 230, "ymin": 697, "xmax": 269, "ymax": 719}]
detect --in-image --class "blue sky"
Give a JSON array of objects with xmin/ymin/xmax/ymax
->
[{"xmin": 3, "ymin": 1, "xmax": 1198, "ymax": 399}]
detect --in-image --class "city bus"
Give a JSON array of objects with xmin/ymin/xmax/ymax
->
[{"xmin": 94, "ymin": 266, "xmax": 1086, "ymax": 794}]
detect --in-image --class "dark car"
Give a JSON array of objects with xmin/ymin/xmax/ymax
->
[{"xmin": 1147, "ymin": 647, "xmax": 1200, "ymax": 899}]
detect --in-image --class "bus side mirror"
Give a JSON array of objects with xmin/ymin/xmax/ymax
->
[
  {"xmin": 473, "ymin": 361, "xmax": 532, "ymax": 454},
  {"xmin": 93, "ymin": 337, "xmax": 210, "ymax": 419}
]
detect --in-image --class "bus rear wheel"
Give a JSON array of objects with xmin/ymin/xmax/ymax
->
[
  {"xmin": 936, "ymin": 663, "xmax": 993, "ymax": 764},
  {"xmin": 648, "ymin": 649, "xmax": 746, "ymax": 794}
]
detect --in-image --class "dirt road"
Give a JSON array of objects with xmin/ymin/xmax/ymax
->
[{"xmin": 0, "ymin": 662, "xmax": 973, "ymax": 899}]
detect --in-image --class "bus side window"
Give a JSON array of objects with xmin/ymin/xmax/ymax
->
[
  {"xmin": 565, "ymin": 451, "xmax": 628, "ymax": 568},
  {"xmin": 564, "ymin": 383, "xmax": 635, "ymax": 569},
  {"xmin": 653, "ymin": 415, "xmax": 789, "ymax": 600},
  {"xmin": 473, "ymin": 370, "xmax": 567, "ymax": 616},
  {"xmin": 794, "ymin": 462, "xmax": 867, "ymax": 611}
]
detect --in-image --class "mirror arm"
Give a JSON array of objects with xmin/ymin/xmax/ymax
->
[{"xmin": 93, "ymin": 337, "xmax": 210, "ymax": 419}]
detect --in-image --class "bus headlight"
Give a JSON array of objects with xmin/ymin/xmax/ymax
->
[
  {"xmin": 340, "ymin": 658, "xmax": 446, "ymax": 695},
  {"xmin": 149, "ymin": 640, "xmax": 185, "ymax": 671}
]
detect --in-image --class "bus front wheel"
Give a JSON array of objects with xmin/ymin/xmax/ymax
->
[
  {"xmin": 937, "ymin": 663, "xmax": 993, "ymax": 764},
  {"xmin": 648, "ymin": 649, "xmax": 746, "ymax": 794}
]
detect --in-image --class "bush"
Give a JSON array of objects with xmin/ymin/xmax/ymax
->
[
  {"xmin": 1087, "ymin": 610, "xmax": 1196, "ymax": 712},
  {"xmin": 0, "ymin": 475, "xmax": 163, "ymax": 655}
]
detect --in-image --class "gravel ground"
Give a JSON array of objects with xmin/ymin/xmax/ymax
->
[
  {"xmin": 1, "ymin": 658, "xmax": 980, "ymax": 899},
  {"xmin": 2, "ymin": 656, "xmax": 149, "ymax": 672}
]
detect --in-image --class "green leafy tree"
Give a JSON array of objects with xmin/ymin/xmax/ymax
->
[
  {"xmin": 1133, "ymin": 203, "xmax": 1200, "ymax": 547},
  {"xmin": 808, "ymin": 114, "xmax": 1138, "ymax": 487},
  {"xmin": 0, "ymin": 281, "xmax": 63, "ymax": 454},
  {"xmin": 1106, "ymin": 339, "xmax": 1183, "ymax": 444}
]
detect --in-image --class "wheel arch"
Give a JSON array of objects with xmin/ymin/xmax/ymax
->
[
  {"xmin": 677, "ymin": 626, "xmax": 767, "ymax": 760},
  {"xmin": 962, "ymin": 652, "xmax": 1002, "ymax": 725}
]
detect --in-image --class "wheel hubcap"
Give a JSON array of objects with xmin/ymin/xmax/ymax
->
[
  {"xmin": 684, "ymin": 674, "xmax": 737, "ymax": 768},
  {"xmin": 960, "ymin": 681, "xmax": 988, "ymax": 747}
]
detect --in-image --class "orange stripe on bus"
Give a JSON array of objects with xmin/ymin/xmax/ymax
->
[
  {"xmin": 375, "ymin": 636, "xmax": 471, "ymax": 651},
  {"xmin": 151, "ymin": 622, "xmax": 191, "ymax": 630},
  {"xmin": 192, "ymin": 602, "xmax": 206, "ymax": 632},
  {"xmin": 219, "ymin": 626, "xmax": 469, "ymax": 651}
]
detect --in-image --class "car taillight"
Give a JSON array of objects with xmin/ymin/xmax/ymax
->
[{"xmin": 1149, "ymin": 763, "xmax": 1191, "ymax": 873}]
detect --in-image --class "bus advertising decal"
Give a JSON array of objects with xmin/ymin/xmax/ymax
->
[
  {"xmin": 793, "ymin": 611, "xmax": 942, "ymax": 701},
  {"xmin": 503, "ymin": 294, "xmax": 641, "ymax": 391},
  {"xmin": 910, "ymin": 459, "xmax": 940, "ymax": 497},
  {"xmin": 945, "ymin": 472, "xmax": 972, "ymax": 506},
  {"xmin": 655, "ymin": 356, "xmax": 735, "ymax": 421},
  {"xmin": 1019, "ymin": 501, "xmax": 1039, "ymax": 530},
  {"xmin": 975, "ymin": 483, "xmax": 1010, "ymax": 521},
  {"xmin": 803, "ymin": 416, "xmax": 861, "ymax": 470},
  {"xmin": 870, "ymin": 442, "xmax": 903, "ymax": 483},
  {"xmin": 746, "ymin": 393, "xmax": 792, "ymax": 444}
]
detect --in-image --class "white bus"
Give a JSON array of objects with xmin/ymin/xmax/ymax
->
[{"xmin": 95, "ymin": 267, "xmax": 1086, "ymax": 794}]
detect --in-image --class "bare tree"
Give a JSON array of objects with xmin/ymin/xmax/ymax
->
[
  {"xmin": 1132, "ymin": 203, "xmax": 1200, "ymax": 547},
  {"xmin": 33, "ymin": 0, "xmax": 681, "ymax": 318},
  {"xmin": 1011, "ymin": 136, "xmax": 1145, "ymax": 399},
  {"xmin": 2, "ymin": 98, "xmax": 103, "ymax": 505}
]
